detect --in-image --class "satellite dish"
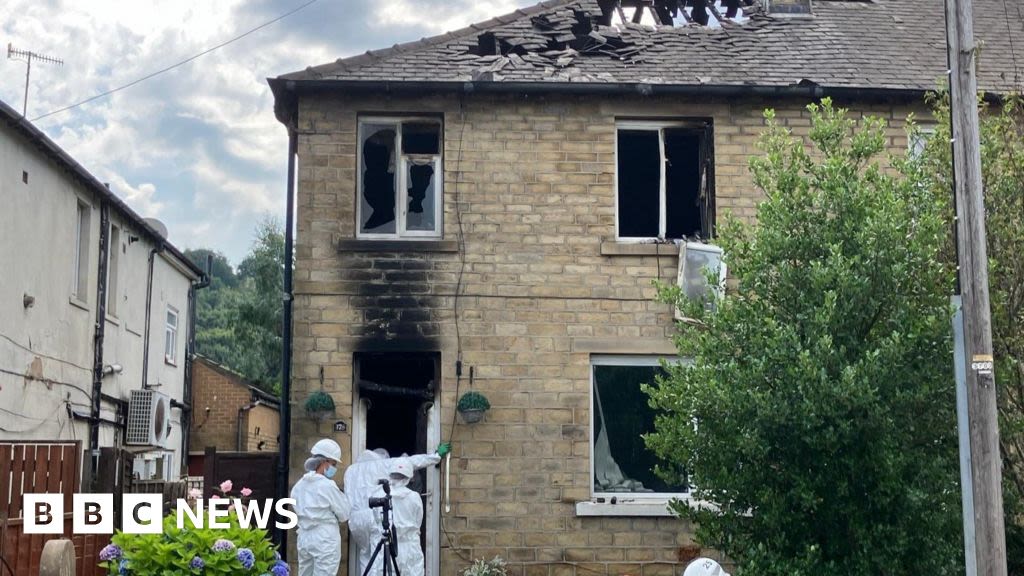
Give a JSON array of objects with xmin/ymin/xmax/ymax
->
[{"xmin": 143, "ymin": 218, "xmax": 168, "ymax": 238}]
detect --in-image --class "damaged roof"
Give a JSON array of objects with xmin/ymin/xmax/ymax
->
[{"xmin": 272, "ymin": 0, "xmax": 1024, "ymax": 100}]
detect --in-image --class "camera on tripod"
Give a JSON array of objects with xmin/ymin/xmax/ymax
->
[{"xmin": 368, "ymin": 478, "xmax": 391, "ymax": 509}]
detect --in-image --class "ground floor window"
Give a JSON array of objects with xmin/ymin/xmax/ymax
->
[{"xmin": 590, "ymin": 355, "xmax": 688, "ymax": 497}]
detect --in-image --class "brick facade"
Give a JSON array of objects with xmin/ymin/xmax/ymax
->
[
  {"xmin": 191, "ymin": 357, "xmax": 280, "ymax": 455},
  {"xmin": 289, "ymin": 92, "xmax": 927, "ymax": 576}
]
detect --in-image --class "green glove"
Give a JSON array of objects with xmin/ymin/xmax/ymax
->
[{"xmin": 436, "ymin": 442, "xmax": 451, "ymax": 457}]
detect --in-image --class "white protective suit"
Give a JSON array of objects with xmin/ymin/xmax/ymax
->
[
  {"xmin": 291, "ymin": 470, "xmax": 352, "ymax": 576},
  {"xmin": 345, "ymin": 450, "xmax": 440, "ymax": 576},
  {"xmin": 365, "ymin": 461, "xmax": 423, "ymax": 576}
]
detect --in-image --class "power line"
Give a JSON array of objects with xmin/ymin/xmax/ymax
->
[{"xmin": 31, "ymin": 0, "xmax": 322, "ymax": 122}]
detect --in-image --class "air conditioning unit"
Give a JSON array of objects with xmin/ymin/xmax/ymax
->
[
  {"xmin": 126, "ymin": 389, "xmax": 172, "ymax": 448},
  {"xmin": 675, "ymin": 242, "xmax": 726, "ymax": 320}
]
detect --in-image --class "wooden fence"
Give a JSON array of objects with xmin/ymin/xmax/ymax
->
[
  {"xmin": 202, "ymin": 447, "xmax": 278, "ymax": 501},
  {"xmin": 0, "ymin": 441, "xmax": 108, "ymax": 576}
]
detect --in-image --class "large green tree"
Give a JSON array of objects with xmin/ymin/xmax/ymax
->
[
  {"xmin": 185, "ymin": 217, "xmax": 284, "ymax": 392},
  {"xmin": 920, "ymin": 94, "xmax": 1024, "ymax": 574},
  {"xmin": 647, "ymin": 100, "xmax": 962, "ymax": 575}
]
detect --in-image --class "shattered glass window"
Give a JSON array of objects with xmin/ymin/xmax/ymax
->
[
  {"xmin": 591, "ymin": 359, "xmax": 687, "ymax": 495},
  {"xmin": 617, "ymin": 122, "xmax": 712, "ymax": 240},
  {"xmin": 358, "ymin": 118, "xmax": 442, "ymax": 238},
  {"xmin": 360, "ymin": 123, "xmax": 397, "ymax": 235}
]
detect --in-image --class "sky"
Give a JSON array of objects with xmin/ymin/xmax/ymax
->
[{"xmin": 0, "ymin": 0, "xmax": 532, "ymax": 266}]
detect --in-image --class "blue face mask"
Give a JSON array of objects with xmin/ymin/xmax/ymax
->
[{"xmin": 325, "ymin": 465, "xmax": 338, "ymax": 479}]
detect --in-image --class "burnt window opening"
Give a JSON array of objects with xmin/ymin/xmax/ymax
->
[
  {"xmin": 617, "ymin": 121, "xmax": 713, "ymax": 240},
  {"xmin": 355, "ymin": 351, "xmax": 438, "ymax": 489},
  {"xmin": 358, "ymin": 118, "xmax": 443, "ymax": 239}
]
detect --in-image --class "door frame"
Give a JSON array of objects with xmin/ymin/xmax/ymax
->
[{"xmin": 349, "ymin": 353, "xmax": 441, "ymax": 576}]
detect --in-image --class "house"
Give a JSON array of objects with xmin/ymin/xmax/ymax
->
[
  {"xmin": 268, "ymin": 0, "xmax": 1022, "ymax": 574},
  {"xmin": 0, "ymin": 98, "xmax": 205, "ymax": 486},
  {"xmin": 188, "ymin": 355, "xmax": 280, "ymax": 476}
]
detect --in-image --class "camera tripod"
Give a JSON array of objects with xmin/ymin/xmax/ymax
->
[{"xmin": 363, "ymin": 479, "xmax": 401, "ymax": 576}]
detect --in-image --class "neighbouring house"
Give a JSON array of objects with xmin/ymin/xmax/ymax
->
[
  {"xmin": 269, "ymin": 0, "xmax": 1023, "ymax": 574},
  {"xmin": 188, "ymin": 354, "xmax": 281, "ymax": 475},
  {"xmin": 0, "ymin": 98, "xmax": 205, "ymax": 486}
]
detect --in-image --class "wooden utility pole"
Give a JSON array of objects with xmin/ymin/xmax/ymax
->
[{"xmin": 944, "ymin": 0, "xmax": 1007, "ymax": 574}]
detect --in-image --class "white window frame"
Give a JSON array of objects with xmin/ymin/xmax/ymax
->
[
  {"xmin": 356, "ymin": 116, "xmax": 444, "ymax": 240},
  {"xmin": 614, "ymin": 120, "xmax": 710, "ymax": 242},
  {"xmin": 909, "ymin": 126, "xmax": 936, "ymax": 159},
  {"xmin": 72, "ymin": 200, "xmax": 91, "ymax": 301},
  {"xmin": 107, "ymin": 224, "xmax": 121, "ymax": 318},
  {"xmin": 165, "ymin": 306, "xmax": 179, "ymax": 365},
  {"xmin": 588, "ymin": 355, "xmax": 691, "ymax": 506}
]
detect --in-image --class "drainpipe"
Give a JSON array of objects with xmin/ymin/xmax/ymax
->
[
  {"xmin": 141, "ymin": 245, "xmax": 163, "ymax": 390},
  {"xmin": 182, "ymin": 255, "xmax": 211, "ymax": 475},
  {"xmin": 275, "ymin": 129, "xmax": 297, "ymax": 553},
  {"xmin": 88, "ymin": 201, "xmax": 111, "ymax": 490}
]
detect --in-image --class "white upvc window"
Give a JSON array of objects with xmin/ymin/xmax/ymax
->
[
  {"xmin": 164, "ymin": 306, "xmax": 179, "ymax": 364},
  {"xmin": 615, "ymin": 120, "xmax": 714, "ymax": 241},
  {"xmin": 357, "ymin": 117, "xmax": 443, "ymax": 239},
  {"xmin": 72, "ymin": 200, "xmax": 91, "ymax": 301},
  {"xmin": 588, "ymin": 355, "xmax": 689, "ymax": 504},
  {"xmin": 107, "ymin": 224, "xmax": 121, "ymax": 317}
]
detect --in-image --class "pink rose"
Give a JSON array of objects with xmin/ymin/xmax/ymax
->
[
  {"xmin": 188, "ymin": 488, "xmax": 201, "ymax": 499},
  {"xmin": 219, "ymin": 479, "xmax": 233, "ymax": 493},
  {"xmin": 240, "ymin": 487, "xmax": 253, "ymax": 497},
  {"xmin": 210, "ymin": 494, "xmax": 220, "ymax": 499}
]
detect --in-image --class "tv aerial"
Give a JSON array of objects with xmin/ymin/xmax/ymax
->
[{"xmin": 7, "ymin": 43, "xmax": 63, "ymax": 117}]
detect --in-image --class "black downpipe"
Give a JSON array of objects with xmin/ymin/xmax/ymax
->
[
  {"xmin": 275, "ymin": 130, "xmax": 297, "ymax": 554},
  {"xmin": 89, "ymin": 202, "xmax": 111, "ymax": 490},
  {"xmin": 141, "ymin": 246, "xmax": 162, "ymax": 391},
  {"xmin": 182, "ymin": 255, "xmax": 211, "ymax": 475}
]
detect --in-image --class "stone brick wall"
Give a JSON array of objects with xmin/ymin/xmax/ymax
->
[{"xmin": 290, "ymin": 92, "xmax": 927, "ymax": 576}]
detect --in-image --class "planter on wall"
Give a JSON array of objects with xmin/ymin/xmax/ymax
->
[{"xmin": 457, "ymin": 391, "xmax": 490, "ymax": 424}]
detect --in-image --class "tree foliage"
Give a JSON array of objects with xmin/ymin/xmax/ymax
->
[
  {"xmin": 919, "ymin": 93, "xmax": 1024, "ymax": 573},
  {"xmin": 185, "ymin": 217, "xmax": 284, "ymax": 392},
  {"xmin": 646, "ymin": 99, "xmax": 962, "ymax": 575}
]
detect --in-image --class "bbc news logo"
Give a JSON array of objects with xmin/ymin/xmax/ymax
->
[{"xmin": 23, "ymin": 494, "xmax": 297, "ymax": 534}]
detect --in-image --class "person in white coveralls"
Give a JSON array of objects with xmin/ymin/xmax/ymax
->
[
  {"xmin": 346, "ymin": 443, "xmax": 450, "ymax": 576},
  {"xmin": 290, "ymin": 438, "xmax": 351, "ymax": 576}
]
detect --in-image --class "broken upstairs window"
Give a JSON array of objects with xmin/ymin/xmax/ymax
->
[
  {"xmin": 358, "ymin": 117, "xmax": 443, "ymax": 239},
  {"xmin": 617, "ymin": 120, "xmax": 714, "ymax": 241}
]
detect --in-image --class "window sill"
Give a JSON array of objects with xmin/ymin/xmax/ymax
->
[
  {"xmin": 600, "ymin": 241, "xmax": 679, "ymax": 257},
  {"xmin": 105, "ymin": 315, "xmax": 120, "ymax": 326},
  {"xmin": 69, "ymin": 297, "xmax": 90, "ymax": 312},
  {"xmin": 337, "ymin": 239, "xmax": 458, "ymax": 253},
  {"xmin": 165, "ymin": 357, "xmax": 177, "ymax": 367},
  {"xmin": 575, "ymin": 500, "xmax": 679, "ymax": 517}
]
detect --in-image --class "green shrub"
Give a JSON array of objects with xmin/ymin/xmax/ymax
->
[
  {"xmin": 100, "ymin": 481, "xmax": 288, "ymax": 575},
  {"xmin": 461, "ymin": 556, "xmax": 508, "ymax": 576}
]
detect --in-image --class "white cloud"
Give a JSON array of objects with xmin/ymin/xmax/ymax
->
[{"xmin": 372, "ymin": 0, "xmax": 524, "ymax": 33}]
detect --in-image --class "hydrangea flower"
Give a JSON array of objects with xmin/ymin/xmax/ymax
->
[
  {"xmin": 219, "ymin": 479, "xmax": 233, "ymax": 493},
  {"xmin": 189, "ymin": 556, "xmax": 205, "ymax": 570},
  {"xmin": 271, "ymin": 560, "xmax": 290, "ymax": 576},
  {"xmin": 274, "ymin": 550, "xmax": 281, "ymax": 562},
  {"xmin": 237, "ymin": 548, "xmax": 256, "ymax": 570},
  {"xmin": 212, "ymin": 538, "xmax": 236, "ymax": 552},
  {"xmin": 240, "ymin": 487, "xmax": 253, "ymax": 497},
  {"xmin": 118, "ymin": 559, "xmax": 130, "ymax": 575},
  {"xmin": 99, "ymin": 544, "xmax": 122, "ymax": 562}
]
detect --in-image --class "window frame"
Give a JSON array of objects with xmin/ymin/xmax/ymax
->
[
  {"xmin": 72, "ymin": 200, "xmax": 91, "ymax": 302},
  {"xmin": 356, "ymin": 116, "xmax": 444, "ymax": 240},
  {"xmin": 164, "ymin": 306, "xmax": 179, "ymax": 365},
  {"xmin": 106, "ymin": 224, "xmax": 121, "ymax": 318},
  {"xmin": 614, "ymin": 119, "xmax": 714, "ymax": 242},
  {"xmin": 588, "ymin": 354, "xmax": 691, "ymax": 503}
]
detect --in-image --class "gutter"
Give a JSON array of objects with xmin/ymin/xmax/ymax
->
[
  {"xmin": 88, "ymin": 201, "xmax": 111, "ymax": 491},
  {"xmin": 275, "ymin": 129, "xmax": 297, "ymax": 555},
  {"xmin": 182, "ymin": 255, "xmax": 212, "ymax": 475},
  {"xmin": 268, "ymin": 77, "xmax": 949, "ymax": 125},
  {"xmin": 141, "ymin": 246, "xmax": 162, "ymax": 391}
]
